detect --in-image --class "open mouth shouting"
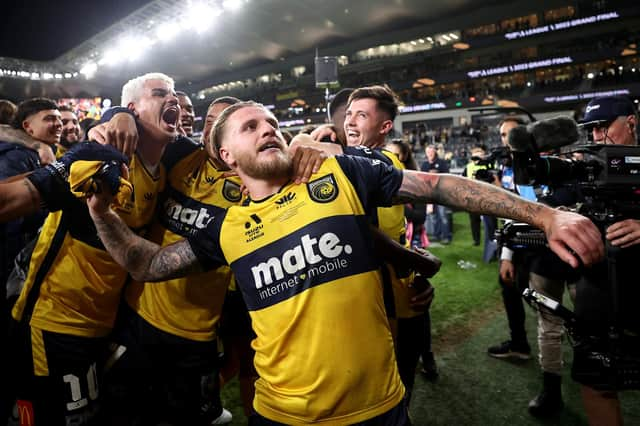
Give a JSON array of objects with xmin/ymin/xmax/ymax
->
[{"xmin": 161, "ymin": 106, "xmax": 180, "ymax": 132}]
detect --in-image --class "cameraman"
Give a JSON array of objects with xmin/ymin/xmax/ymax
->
[
  {"xmin": 462, "ymin": 144, "xmax": 499, "ymax": 261},
  {"xmin": 574, "ymin": 96, "xmax": 639, "ymax": 425},
  {"xmin": 488, "ymin": 117, "xmax": 534, "ymax": 361}
]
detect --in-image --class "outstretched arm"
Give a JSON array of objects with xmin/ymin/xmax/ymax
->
[
  {"xmin": 395, "ymin": 170, "xmax": 604, "ymax": 268},
  {"xmin": 0, "ymin": 178, "xmax": 42, "ymax": 222},
  {"xmin": 87, "ymin": 192, "xmax": 204, "ymax": 282}
]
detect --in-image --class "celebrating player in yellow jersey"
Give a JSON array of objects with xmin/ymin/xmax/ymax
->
[
  {"xmin": 87, "ymin": 101, "xmax": 603, "ymax": 425},
  {"xmin": 0, "ymin": 72, "xmax": 179, "ymax": 426}
]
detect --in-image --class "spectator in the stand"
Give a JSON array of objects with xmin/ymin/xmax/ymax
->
[
  {"xmin": 177, "ymin": 90, "xmax": 195, "ymax": 137},
  {"xmin": 489, "ymin": 116, "xmax": 532, "ymax": 360},
  {"xmin": 0, "ymin": 99, "xmax": 17, "ymax": 125},
  {"xmin": 57, "ymin": 105, "xmax": 82, "ymax": 156},
  {"xmin": 421, "ymin": 144, "xmax": 451, "ymax": 244}
]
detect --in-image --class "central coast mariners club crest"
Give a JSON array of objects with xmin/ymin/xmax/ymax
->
[
  {"xmin": 222, "ymin": 180, "xmax": 242, "ymax": 202},
  {"xmin": 307, "ymin": 174, "xmax": 338, "ymax": 203}
]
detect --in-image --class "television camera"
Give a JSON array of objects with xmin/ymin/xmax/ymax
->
[{"xmin": 495, "ymin": 116, "xmax": 640, "ymax": 391}]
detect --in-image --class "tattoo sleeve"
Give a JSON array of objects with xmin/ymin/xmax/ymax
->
[
  {"xmin": 394, "ymin": 171, "xmax": 550, "ymax": 230},
  {"xmin": 92, "ymin": 209, "xmax": 203, "ymax": 282}
]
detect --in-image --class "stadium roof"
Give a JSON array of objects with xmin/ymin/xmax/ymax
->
[{"xmin": 0, "ymin": 0, "xmax": 539, "ymax": 101}]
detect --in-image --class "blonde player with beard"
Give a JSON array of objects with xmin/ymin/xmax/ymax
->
[{"xmin": 86, "ymin": 101, "xmax": 602, "ymax": 425}]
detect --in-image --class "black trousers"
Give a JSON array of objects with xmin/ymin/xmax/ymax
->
[
  {"xmin": 469, "ymin": 213, "xmax": 481, "ymax": 244},
  {"xmin": 500, "ymin": 252, "xmax": 532, "ymax": 344}
]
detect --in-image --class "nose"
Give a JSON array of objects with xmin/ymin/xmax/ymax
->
[
  {"xmin": 260, "ymin": 121, "xmax": 276, "ymax": 138},
  {"xmin": 345, "ymin": 113, "xmax": 355, "ymax": 127},
  {"xmin": 168, "ymin": 92, "xmax": 179, "ymax": 106},
  {"xmin": 592, "ymin": 128, "xmax": 604, "ymax": 143}
]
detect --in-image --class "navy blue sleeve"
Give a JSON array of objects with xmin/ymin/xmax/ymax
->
[
  {"xmin": 99, "ymin": 106, "xmax": 134, "ymax": 124},
  {"xmin": 187, "ymin": 209, "xmax": 228, "ymax": 271},
  {"xmin": 0, "ymin": 145, "xmax": 39, "ymax": 180},
  {"xmin": 335, "ymin": 155, "xmax": 403, "ymax": 212},
  {"xmin": 342, "ymin": 146, "xmax": 394, "ymax": 165},
  {"xmin": 161, "ymin": 137, "xmax": 202, "ymax": 172}
]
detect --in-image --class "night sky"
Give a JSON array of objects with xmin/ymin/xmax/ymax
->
[{"xmin": 0, "ymin": 0, "xmax": 153, "ymax": 61}]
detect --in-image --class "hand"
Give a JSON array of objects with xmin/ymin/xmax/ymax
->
[
  {"xmin": 289, "ymin": 141, "xmax": 331, "ymax": 184},
  {"xmin": 309, "ymin": 124, "xmax": 338, "ymax": 142},
  {"xmin": 544, "ymin": 209, "xmax": 604, "ymax": 268},
  {"xmin": 412, "ymin": 247, "xmax": 442, "ymax": 278},
  {"xmin": 606, "ymin": 219, "xmax": 640, "ymax": 248},
  {"xmin": 88, "ymin": 112, "xmax": 138, "ymax": 157},
  {"xmin": 86, "ymin": 163, "xmax": 129, "ymax": 217},
  {"xmin": 499, "ymin": 259, "xmax": 515, "ymax": 284},
  {"xmin": 409, "ymin": 275, "xmax": 435, "ymax": 311}
]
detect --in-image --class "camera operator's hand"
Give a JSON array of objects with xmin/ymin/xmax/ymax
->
[
  {"xmin": 606, "ymin": 219, "xmax": 640, "ymax": 248},
  {"xmin": 499, "ymin": 259, "xmax": 515, "ymax": 284},
  {"xmin": 544, "ymin": 209, "xmax": 604, "ymax": 268}
]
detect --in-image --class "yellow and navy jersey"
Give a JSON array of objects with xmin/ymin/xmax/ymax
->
[
  {"xmin": 376, "ymin": 149, "xmax": 407, "ymax": 243},
  {"xmin": 188, "ymin": 155, "xmax": 405, "ymax": 424},
  {"xmin": 12, "ymin": 153, "xmax": 165, "ymax": 338},
  {"xmin": 345, "ymin": 147, "xmax": 418, "ymax": 319},
  {"xmin": 125, "ymin": 141, "xmax": 243, "ymax": 342},
  {"xmin": 55, "ymin": 144, "xmax": 68, "ymax": 159}
]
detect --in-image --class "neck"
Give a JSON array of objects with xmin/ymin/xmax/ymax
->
[
  {"xmin": 241, "ymin": 173, "xmax": 290, "ymax": 200},
  {"xmin": 137, "ymin": 133, "xmax": 170, "ymax": 176}
]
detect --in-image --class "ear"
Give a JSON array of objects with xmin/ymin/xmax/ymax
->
[
  {"xmin": 379, "ymin": 119, "xmax": 393, "ymax": 136},
  {"xmin": 218, "ymin": 145, "xmax": 236, "ymax": 169},
  {"xmin": 22, "ymin": 119, "xmax": 33, "ymax": 135},
  {"xmin": 127, "ymin": 102, "xmax": 139, "ymax": 118},
  {"xmin": 627, "ymin": 115, "xmax": 637, "ymax": 133}
]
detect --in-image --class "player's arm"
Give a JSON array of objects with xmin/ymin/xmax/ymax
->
[
  {"xmin": 87, "ymin": 192, "xmax": 204, "ymax": 282},
  {"xmin": 370, "ymin": 226, "xmax": 441, "ymax": 278},
  {"xmin": 88, "ymin": 107, "xmax": 139, "ymax": 157},
  {"xmin": 395, "ymin": 170, "xmax": 604, "ymax": 268},
  {"xmin": 0, "ymin": 178, "xmax": 42, "ymax": 222}
]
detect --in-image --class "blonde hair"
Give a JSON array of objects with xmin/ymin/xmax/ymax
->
[
  {"xmin": 210, "ymin": 101, "xmax": 266, "ymax": 154},
  {"xmin": 121, "ymin": 72, "xmax": 174, "ymax": 106}
]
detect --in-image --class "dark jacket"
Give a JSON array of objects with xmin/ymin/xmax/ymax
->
[{"xmin": 0, "ymin": 141, "xmax": 47, "ymax": 289}]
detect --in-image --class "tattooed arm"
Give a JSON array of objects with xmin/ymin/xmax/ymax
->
[
  {"xmin": 395, "ymin": 170, "xmax": 604, "ymax": 268},
  {"xmin": 0, "ymin": 178, "xmax": 42, "ymax": 222},
  {"xmin": 88, "ymin": 203, "xmax": 204, "ymax": 282}
]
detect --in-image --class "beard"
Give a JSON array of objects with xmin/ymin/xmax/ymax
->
[{"xmin": 236, "ymin": 150, "xmax": 293, "ymax": 180}]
